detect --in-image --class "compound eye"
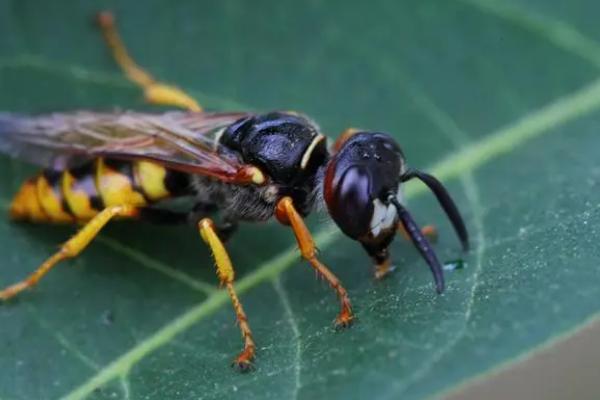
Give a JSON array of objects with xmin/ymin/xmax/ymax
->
[{"xmin": 325, "ymin": 166, "xmax": 374, "ymax": 240}]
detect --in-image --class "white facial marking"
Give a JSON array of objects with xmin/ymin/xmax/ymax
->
[
  {"xmin": 369, "ymin": 184, "xmax": 404, "ymax": 237},
  {"xmin": 370, "ymin": 199, "xmax": 397, "ymax": 237}
]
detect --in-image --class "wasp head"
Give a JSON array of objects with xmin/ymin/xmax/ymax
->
[
  {"xmin": 323, "ymin": 131, "xmax": 469, "ymax": 293},
  {"xmin": 323, "ymin": 132, "xmax": 404, "ymax": 257}
]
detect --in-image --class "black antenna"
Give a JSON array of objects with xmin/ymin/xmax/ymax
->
[
  {"xmin": 389, "ymin": 196, "xmax": 445, "ymax": 294},
  {"xmin": 401, "ymin": 169, "xmax": 469, "ymax": 251}
]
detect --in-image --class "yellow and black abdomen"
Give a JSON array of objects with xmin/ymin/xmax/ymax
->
[{"xmin": 10, "ymin": 158, "xmax": 189, "ymax": 223}]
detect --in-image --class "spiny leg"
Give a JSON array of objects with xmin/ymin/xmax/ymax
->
[
  {"xmin": 96, "ymin": 11, "xmax": 203, "ymax": 111},
  {"xmin": 198, "ymin": 218, "xmax": 255, "ymax": 371},
  {"xmin": 0, "ymin": 205, "xmax": 139, "ymax": 300},
  {"xmin": 276, "ymin": 196, "xmax": 353, "ymax": 328}
]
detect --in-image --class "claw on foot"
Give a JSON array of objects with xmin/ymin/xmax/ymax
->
[
  {"xmin": 374, "ymin": 259, "xmax": 397, "ymax": 280},
  {"xmin": 231, "ymin": 347, "xmax": 255, "ymax": 373},
  {"xmin": 374, "ymin": 265, "xmax": 397, "ymax": 280},
  {"xmin": 334, "ymin": 307, "xmax": 354, "ymax": 329}
]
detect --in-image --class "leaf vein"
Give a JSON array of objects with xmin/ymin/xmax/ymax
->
[
  {"xmin": 0, "ymin": 54, "xmax": 253, "ymax": 111},
  {"xmin": 459, "ymin": 0, "xmax": 600, "ymax": 68},
  {"xmin": 26, "ymin": 306, "xmax": 100, "ymax": 372},
  {"xmin": 272, "ymin": 277, "xmax": 302, "ymax": 400},
  {"xmin": 96, "ymin": 236, "xmax": 217, "ymax": 295}
]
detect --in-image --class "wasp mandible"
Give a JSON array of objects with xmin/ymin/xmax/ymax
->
[{"xmin": 0, "ymin": 12, "xmax": 469, "ymax": 371}]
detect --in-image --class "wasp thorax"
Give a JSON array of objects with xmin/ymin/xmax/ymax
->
[
  {"xmin": 220, "ymin": 112, "xmax": 328, "ymax": 185},
  {"xmin": 323, "ymin": 132, "xmax": 405, "ymax": 244}
]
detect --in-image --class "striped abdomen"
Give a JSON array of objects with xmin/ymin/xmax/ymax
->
[{"xmin": 10, "ymin": 158, "xmax": 189, "ymax": 223}]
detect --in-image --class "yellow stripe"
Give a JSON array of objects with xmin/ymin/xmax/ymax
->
[
  {"xmin": 96, "ymin": 159, "xmax": 147, "ymax": 207},
  {"xmin": 36, "ymin": 176, "xmax": 73, "ymax": 223},
  {"xmin": 10, "ymin": 181, "xmax": 48, "ymax": 222},
  {"xmin": 134, "ymin": 161, "xmax": 170, "ymax": 201},
  {"xmin": 62, "ymin": 171, "xmax": 99, "ymax": 221}
]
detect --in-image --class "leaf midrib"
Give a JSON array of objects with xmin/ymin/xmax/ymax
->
[{"xmin": 60, "ymin": 76, "xmax": 600, "ymax": 400}]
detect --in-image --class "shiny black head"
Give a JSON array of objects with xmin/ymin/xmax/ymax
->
[
  {"xmin": 323, "ymin": 131, "xmax": 469, "ymax": 294},
  {"xmin": 221, "ymin": 112, "xmax": 328, "ymax": 186},
  {"xmin": 324, "ymin": 132, "xmax": 405, "ymax": 249}
]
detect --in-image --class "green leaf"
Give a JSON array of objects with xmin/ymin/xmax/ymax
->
[{"xmin": 1, "ymin": 1, "xmax": 599, "ymax": 399}]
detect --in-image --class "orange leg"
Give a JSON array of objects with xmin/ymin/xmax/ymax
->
[
  {"xmin": 398, "ymin": 224, "xmax": 437, "ymax": 242},
  {"xmin": 374, "ymin": 258, "xmax": 394, "ymax": 280},
  {"xmin": 96, "ymin": 11, "xmax": 203, "ymax": 112},
  {"xmin": 276, "ymin": 196, "xmax": 353, "ymax": 328},
  {"xmin": 198, "ymin": 218, "xmax": 256, "ymax": 371},
  {"xmin": 0, "ymin": 205, "xmax": 139, "ymax": 300}
]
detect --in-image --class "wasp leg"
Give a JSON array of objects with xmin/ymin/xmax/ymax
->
[
  {"xmin": 198, "ymin": 218, "xmax": 255, "ymax": 371},
  {"xmin": 374, "ymin": 258, "xmax": 394, "ymax": 280},
  {"xmin": 0, "ymin": 205, "xmax": 139, "ymax": 301},
  {"xmin": 96, "ymin": 11, "xmax": 202, "ymax": 112},
  {"xmin": 275, "ymin": 196, "xmax": 354, "ymax": 328},
  {"xmin": 398, "ymin": 224, "xmax": 438, "ymax": 243},
  {"xmin": 213, "ymin": 220, "xmax": 239, "ymax": 242},
  {"xmin": 369, "ymin": 225, "xmax": 437, "ymax": 281},
  {"xmin": 189, "ymin": 203, "xmax": 239, "ymax": 242}
]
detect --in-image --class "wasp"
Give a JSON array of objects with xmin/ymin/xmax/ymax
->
[{"xmin": 0, "ymin": 12, "xmax": 469, "ymax": 371}]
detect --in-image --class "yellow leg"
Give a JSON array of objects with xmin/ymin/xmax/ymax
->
[
  {"xmin": 0, "ymin": 205, "xmax": 139, "ymax": 300},
  {"xmin": 276, "ymin": 196, "xmax": 354, "ymax": 328},
  {"xmin": 198, "ymin": 218, "xmax": 256, "ymax": 371},
  {"xmin": 96, "ymin": 11, "xmax": 203, "ymax": 112}
]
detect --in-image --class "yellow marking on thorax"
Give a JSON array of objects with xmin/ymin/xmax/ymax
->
[
  {"xmin": 10, "ymin": 180, "xmax": 48, "ymax": 222},
  {"xmin": 301, "ymin": 134, "xmax": 325, "ymax": 169},
  {"xmin": 134, "ymin": 161, "xmax": 170, "ymax": 201},
  {"xmin": 36, "ymin": 176, "xmax": 74, "ymax": 223},
  {"xmin": 96, "ymin": 159, "xmax": 147, "ymax": 207},
  {"xmin": 62, "ymin": 171, "xmax": 99, "ymax": 221}
]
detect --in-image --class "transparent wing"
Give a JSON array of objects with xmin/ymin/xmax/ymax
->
[{"xmin": 0, "ymin": 110, "xmax": 262, "ymax": 183}]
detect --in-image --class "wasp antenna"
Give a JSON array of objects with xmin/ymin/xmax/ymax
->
[
  {"xmin": 389, "ymin": 196, "xmax": 445, "ymax": 294},
  {"xmin": 401, "ymin": 169, "xmax": 469, "ymax": 251}
]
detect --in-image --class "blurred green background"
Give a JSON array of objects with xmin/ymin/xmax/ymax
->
[{"xmin": 1, "ymin": 0, "xmax": 600, "ymax": 399}]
